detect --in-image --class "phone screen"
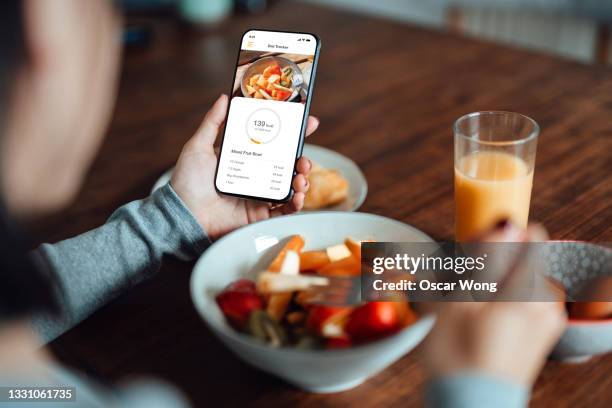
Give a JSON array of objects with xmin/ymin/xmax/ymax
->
[{"xmin": 215, "ymin": 30, "xmax": 320, "ymax": 202}]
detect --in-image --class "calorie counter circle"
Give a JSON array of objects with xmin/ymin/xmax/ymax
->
[{"xmin": 246, "ymin": 108, "xmax": 281, "ymax": 144}]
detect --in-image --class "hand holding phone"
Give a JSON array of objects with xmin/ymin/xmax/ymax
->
[
  {"xmin": 170, "ymin": 94, "xmax": 319, "ymax": 241},
  {"xmin": 214, "ymin": 30, "xmax": 321, "ymax": 202}
]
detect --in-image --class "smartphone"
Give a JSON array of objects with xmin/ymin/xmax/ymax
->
[{"xmin": 214, "ymin": 29, "xmax": 321, "ymax": 202}]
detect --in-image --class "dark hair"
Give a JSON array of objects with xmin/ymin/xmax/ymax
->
[
  {"xmin": 0, "ymin": 1, "xmax": 61, "ymax": 320},
  {"xmin": 0, "ymin": 2, "xmax": 26, "ymax": 106}
]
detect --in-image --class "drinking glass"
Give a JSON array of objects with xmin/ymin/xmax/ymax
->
[{"xmin": 454, "ymin": 111, "xmax": 539, "ymax": 241}]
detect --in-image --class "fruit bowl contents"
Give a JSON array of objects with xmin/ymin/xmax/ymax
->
[
  {"xmin": 215, "ymin": 235, "xmax": 418, "ymax": 349},
  {"xmin": 565, "ymin": 276, "xmax": 612, "ymax": 320},
  {"xmin": 244, "ymin": 62, "xmax": 295, "ymax": 101},
  {"xmin": 192, "ymin": 212, "xmax": 434, "ymax": 392}
]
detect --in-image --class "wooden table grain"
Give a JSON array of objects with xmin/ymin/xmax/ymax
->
[{"xmin": 28, "ymin": 2, "xmax": 611, "ymax": 407}]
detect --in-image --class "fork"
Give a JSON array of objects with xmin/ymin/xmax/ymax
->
[{"xmin": 257, "ymin": 272, "xmax": 362, "ymax": 305}]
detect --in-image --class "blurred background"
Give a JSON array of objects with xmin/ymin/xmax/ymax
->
[{"xmin": 123, "ymin": 0, "xmax": 612, "ymax": 64}]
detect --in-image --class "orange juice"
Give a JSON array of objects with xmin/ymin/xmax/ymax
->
[{"xmin": 455, "ymin": 151, "xmax": 533, "ymax": 241}]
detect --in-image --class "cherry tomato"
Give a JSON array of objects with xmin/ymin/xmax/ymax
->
[
  {"xmin": 226, "ymin": 279, "xmax": 257, "ymax": 293},
  {"xmin": 346, "ymin": 302, "xmax": 400, "ymax": 342},
  {"xmin": 274, "ymin": 90, "xmax": 291, "ymax": 101},
  {"xmin": 306, "ymin": 306, "xmax": 351, "ymax": 336},
  {"xmin": 216, "ymin": 280, "xmax": 263, "ymax": 329},
  {"xmin": 269, "ymin": 64, "xmax": 281, "ymax": 76}
]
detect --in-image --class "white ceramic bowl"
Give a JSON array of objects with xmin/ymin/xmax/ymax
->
[
  {"xmin": 190, "ymin": 212, "xmax": 435, "ymax": 393},
  {"xmin": 304, "ymin": 144, "xmax": 368, "ymax": 212},
  {"xmin": 553, "ymin": 319, "xmax": 612, "ymax": 363}
]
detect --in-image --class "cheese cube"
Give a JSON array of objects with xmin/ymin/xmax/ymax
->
[{"xmin": 326, "ymin": 244, "xmax": 352, "ymax": 262}]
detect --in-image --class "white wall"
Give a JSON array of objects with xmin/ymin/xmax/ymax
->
[{"xmin": 300, "ymin": 0, "xmax": 604, "ymax": 63}]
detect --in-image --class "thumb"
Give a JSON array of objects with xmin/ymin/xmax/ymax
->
[{"xmin": 193, "ymin": 94, "xmax": 229, "ymax": 148}]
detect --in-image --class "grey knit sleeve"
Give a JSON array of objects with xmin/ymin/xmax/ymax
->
[{"xmin": 31, "ymin": 183, "xmax": 211, "ymax": 343}]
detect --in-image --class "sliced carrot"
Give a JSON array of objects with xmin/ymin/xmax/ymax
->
[
  {"xmin": 266, "ymin": 235, "xmax": 305, "ymax": 321},
  {"xmin": 299, "ymin": 250, "xmax": 330, "ymax": 271},
  {"xmin": 318, "ymin": 256, "xmax": 360, "ymax": 277},
  {"xmin": 268, "ymin": 235, "xmax": 305, "ymax": 272},
  {"xmin": 345, "ymin": 238, "xmax": 362, "ymax": 260},
  {"xmin": 345, "ymin": 238, "xmax": 376, "ymax": 261},
  {"xmin": 262, "ymin": 66, "xmax": 272, "ymax": 78},
  {"xmin": 267, "ymin": 293, "xmax": 293, "ymax": 321}
]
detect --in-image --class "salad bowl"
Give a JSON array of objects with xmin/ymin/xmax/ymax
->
[{"xmin": 191, "ymin": 212, "xmax": 434, "ymax": 393}]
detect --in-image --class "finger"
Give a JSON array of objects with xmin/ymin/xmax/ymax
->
[
  {"xmin": 467, "ymin": 220, "xmax": 526, "ymax": 301},
  {"xmin": 291, "ymin": 191, "xmax": 305, "ymax": 212},
  {"xmin": 292, "ymin": 173, "xmax": 308, "ymax": 193},
  {"xmin": 524, "ymin": 223, "xmax": 549, "ymax": 243},
  {"xmin": 494, "ymin": 223, "xmax": 549, "ymax": 301},
  {"xmin": 269, "ymin": 191, "xmax": 304, "ymax": 218},
  {"xmin": 296, "ymin": 156, "xmax": 312, "ymax": 175},
  {"xmin": 305, "ymin": 116, "xmax": 320, "ymax": 138},
  {"xmin": 472, "ymin": 219, "xmax": 525, "ymax": 243},
  {"xmin": 194, "ymin": 94, "xmax": 229, "ymax": 148}
]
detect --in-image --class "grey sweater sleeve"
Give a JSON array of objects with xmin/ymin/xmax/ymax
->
[
  {"xmin": 31, "ymin": 183, "xmax": 211, "ymax": 343},
  {"xmin": 426, "ymin": 373, "xmax": 529, "ymax": 408}
]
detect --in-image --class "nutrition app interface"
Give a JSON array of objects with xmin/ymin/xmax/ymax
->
[{"xmin": 216, "ymin": 30, "xmax": 317, "ymax": 201}]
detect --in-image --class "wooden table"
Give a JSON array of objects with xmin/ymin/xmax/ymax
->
[{"xmin": 29, "ymin": 2, "xmax": 611, "ymax": 407}]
